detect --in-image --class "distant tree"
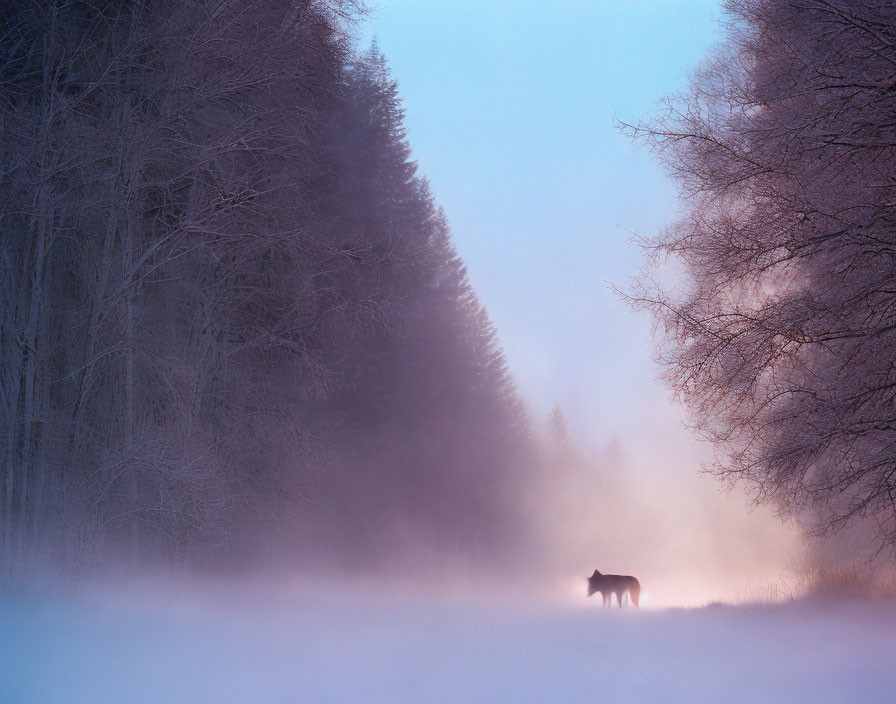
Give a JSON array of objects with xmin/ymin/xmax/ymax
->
[
  {"xmin": 546, "ymin": 404, "xmax": 576, "ymax": 471},
  {"xmin": 291, "ymin": 45, "xmax": 535, "ymax": 567},
  {"xmin": 625, "ymin": 1, "xmax": 896, "ymax": 554}
]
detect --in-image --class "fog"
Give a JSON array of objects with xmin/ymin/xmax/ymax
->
[
  {"xmin": 222, "ymin": 401, "xmax": 800, "ymax": 612},
  {"xmin": 0, "ymin": 0, "xmax": 805, "ymax": 609},
  {"xmin": 5, "ymin": 0, "xmax": 896, "ymax": 699},
  {"xmin": 359, "ymin": 0, "xmax": 805, "ymax": 608},
  {"xmin": 528, "ymin": 430, "xmax": 802, "ymax": 608},
  {"xmin": 4, "ymin": 582, "xmax": 895, "ymax": 703}
]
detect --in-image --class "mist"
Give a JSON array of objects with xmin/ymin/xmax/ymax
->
[
  {"xmin": 6, "ymin": 578, "xmax": 896, "ymax": 703},
  {"xmin": 4, "ymin": 0, "xmax": 896, "ymax": 700},
  {"xmin": 0, "ymin": 0, "xmax": 861, "ymax": 605}
]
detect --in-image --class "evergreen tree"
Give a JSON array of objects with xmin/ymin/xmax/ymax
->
[{"xmin": 0, "ymin": 12, "xmax": 537, "ymax": 576}]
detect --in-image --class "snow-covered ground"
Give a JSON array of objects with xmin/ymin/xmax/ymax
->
[{"xmin": 3, "ymin": 581, "xmax": 895, "ymax": 703}]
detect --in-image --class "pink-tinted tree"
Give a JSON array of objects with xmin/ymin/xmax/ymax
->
[
  {"xmin": 286, "ymin": 46, "xmax": 536, "ymax": 570},
  {"xmin": 0, "ymin": 5, "xmax": 539, "ymax": 577},
  {"xmin": 625, "ymin": 1, "xmax": 896, "ymax": 554}
]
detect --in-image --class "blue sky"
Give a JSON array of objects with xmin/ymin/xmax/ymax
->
[{"xmin": 362, "ymin": 0, "xmax": 723, "ymax": 442}]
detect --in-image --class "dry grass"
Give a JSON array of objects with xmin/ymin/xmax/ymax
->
[
  {"xmin": 734, "ymin": 577, "xmax": 798, "ymax": 606},
  {"xmin": 798, "ymin": 560, "xmax": 896, "ymax": 601}
]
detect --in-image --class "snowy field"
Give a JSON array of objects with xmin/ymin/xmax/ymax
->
[{"xmin": 2, "ymin": 581, "xmax": 895, "ymax": 703}]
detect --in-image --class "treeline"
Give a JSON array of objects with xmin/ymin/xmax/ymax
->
[
  {"xmin": 629, "ymin": 0, "xmax": 896, "ymax": 559},
  {"xmin": 0, "ymin": 1, "xmax": 532, "ymax": 576}
]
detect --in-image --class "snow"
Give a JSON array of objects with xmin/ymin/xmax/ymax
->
[{"xmin": 2, "ymin": 582, "xmax": 895, "ymax": 703}]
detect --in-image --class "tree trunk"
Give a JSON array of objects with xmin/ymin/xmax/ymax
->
[{"xmin": 124, "ymin": 218, "xmax": 138, "ymax": 554}]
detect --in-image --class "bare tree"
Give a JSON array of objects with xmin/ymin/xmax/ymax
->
[
  {"xmin": 0, "ymin": 0, "xmax": 367, "ymax": 573},
  {"xmin": 1, "ymin": 2, "xmax": 538, "ymax": 578},
  {"xmin": 623, "ymin": 0, "xmax": 896, "ymax": 554}
]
